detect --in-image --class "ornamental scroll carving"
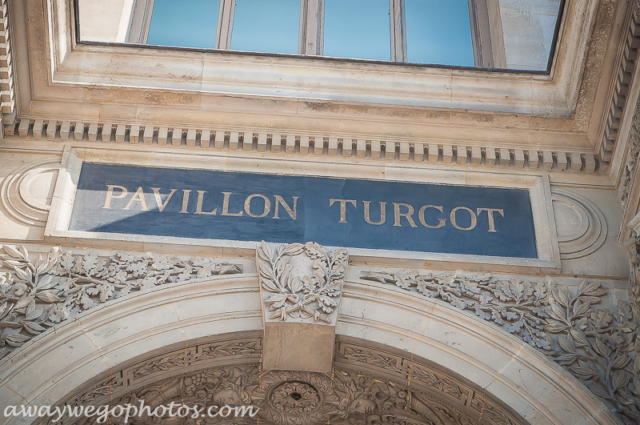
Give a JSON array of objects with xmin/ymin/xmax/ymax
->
[
  {"xmin": 361, "ymin": 270, "xmax": 640, "ymax": 424},
  {"xmin": 0, "ymin": 245, "xmax": 243, "ymax": 360}
]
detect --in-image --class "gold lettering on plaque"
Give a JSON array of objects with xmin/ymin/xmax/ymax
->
[
  {"xmin": 195, "ymin": 190, "xmax": 217, "ymax": 215},
  {"xmin": 450, "ymin": 206, "xmax": 477, "ymax": 231},
  {"xmin": 330, "ymin": 199, "xmax": 357, "ymax": 223},
  {"xmin": 151, "ymin": 188, "xmax": 177, "ymax": 212},
  {"xmin": 244, "ymin": 194, "xmax": 271, "ymax": 218},
  {"xmin": 363, "ymin": 201, "xmax": 386, "ymax": 225},
  {"xmin": 393, "ymin": 203, "xmax": 418, "ymax": 227},
  {"xmin": 273, "ymin": 195, "xmax": 298, "ymax": 219},
  {"xmin": 221, "ymin": 192, "xmax": 244, "ymax": 216},
  {"xmin": 477, "ymin": 208, "xmax": 505, "ymax": 233},
  {"xmin": 102, "ymin": 185, "xmax": 128, "ymax": 209},
  {"xmin": 123, "ymin": 187, "xmax": 150, "ymax": 211},
  {"xmin": 418, "ymin": 205, "xmax": 447, "ymax": 228},
  {"xmin": 179, "ymin": 189, "xmax": 192, "ymax": 214}
]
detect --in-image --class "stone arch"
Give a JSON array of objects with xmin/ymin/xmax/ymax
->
[{"xmin": 0, "ymin": 273, "xmax": 616, "ymax": 424}]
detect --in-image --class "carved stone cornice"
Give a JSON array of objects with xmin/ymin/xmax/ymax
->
[
  {"xmin": 360, "ymin": 269, "xmax": 640, "ymax": 424},
  {"xmin": 9, "ymin": 117, "xmax": 603, "ymax": 174},
  {"xmin": 619, "ymin": 99, "xmax": 640, "ymax": 211},
  {"xmin": 0, "ymin": 0, "xmax": 15, "ymax": 132},
  {"xmin": 600, "ymin": 1, "xmax": 640, "ymax": 170},
  {"xmin": 0, "ymin": 244, "xmax": 243, "ymax": 360}
]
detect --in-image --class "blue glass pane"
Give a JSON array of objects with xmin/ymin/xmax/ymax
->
[
  {"xmin": 324, "ymin": 0, "xmax": 390, "ymax": 61},
  {"xmin": 405, "ymin": 0, "xmax": 474, "ymax": 67},
  {"xmin": 231, "ymin": 0, "xmax": 300, "ymax": 54},
  {"xmin": 147, "ymin": 0, "xmax": 220, "ymax": 49}
]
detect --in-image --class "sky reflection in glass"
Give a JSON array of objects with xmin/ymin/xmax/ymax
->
[
  {"xmin": 324, "ymin": 0, "xmax": 391, "ymax": 61},
  {"xmin": 147, "ymin": 0, "xmax": 220, "ymax": 49},
  {"xmin": 231, "ymin": 0, "xmax": 300, "ymax": 54},
  {"xmin": 405, "ymin": 0, "xmax": 474, "ymax": 67}
]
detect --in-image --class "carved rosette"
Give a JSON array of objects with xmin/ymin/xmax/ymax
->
[
  {"xmin": 0, "ymin": 245, "xmax": 243, "ymax": 360},
  {"xmin": 270, "ymin": 381, "xmax": 320, "ymax": 412},
  {"xmin": 254, "ymin": 370, "xmax": 339, "ymax": 424},
  {"xmin": 361, "ymin": 269, "xmax": 640, "ymax": 424}
]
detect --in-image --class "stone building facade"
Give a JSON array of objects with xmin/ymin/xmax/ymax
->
[{"xmin": 1, "ymin": 0, "xmax": 640, "ymax": 424}]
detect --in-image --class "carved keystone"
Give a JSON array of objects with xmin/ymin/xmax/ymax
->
[{"xmin": 257, "ymin": 241, "xmax": 348, "ymax": 373}]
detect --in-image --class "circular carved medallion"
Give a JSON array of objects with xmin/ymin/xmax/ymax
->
[{"xmin": 270, "ymin": 381, "xmax": 320, "ymax": 413}]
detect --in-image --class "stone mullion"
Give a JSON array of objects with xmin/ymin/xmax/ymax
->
[{"xmin": 299, "ymin": 0, "xmax": 324, "ymax": 55}]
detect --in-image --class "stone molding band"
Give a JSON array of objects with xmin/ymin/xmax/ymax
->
[{"xmin": 8, "ymin": 118, "xmax": 602, "ymax": 174}]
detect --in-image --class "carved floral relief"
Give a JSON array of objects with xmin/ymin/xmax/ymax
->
[
  {"xmin": 257, "ymin": 241, "xmax": 348, "ymax": 324},
  {"xmin": 68, "ymin": 363, "xmax": 505, "ymax": 425},
  {"xmin": 0, "ymin": 245, "xmax": 243, "ymax": 360},
  {"xmin": 361, "ymin": 270, "xmax": 640, "ymax": 424}
]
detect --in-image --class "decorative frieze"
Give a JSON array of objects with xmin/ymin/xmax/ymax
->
[
  {"xmin": 360, "ymin": 269, "xmax": 640, "ymax": 424},
  {"xmin": 9, "ymin": 118, "xmax": 602, "ymax": 173},
  {"xmin": 599, "ymin": 2, "xmax": 640, "ymax": 169},
  {"xmin": 333, "ymin": 340, "xmax": 521, "ymax": 425},
  {"xmin": 0, "ymin": 245, "xmax": 243, "ymax": 360},
  {"xmin": 64, "ymin": 341, "xmax": 523, "ymax": 425}
]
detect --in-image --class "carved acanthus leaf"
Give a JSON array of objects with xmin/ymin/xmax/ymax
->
[
  {"xmin": 362, "ymin": 269, "xmax": 552, "ymax": 348},
  {"xmin": 361, "ymin": 270, "xmax": 640, "ymax": 424},
  {"xmin": 257, "ymin": 241, "xmax": 348, "ymax": 324},
  {"xmin": 0, "ymin": 245, "xmax": 243, "ymax": 360}
]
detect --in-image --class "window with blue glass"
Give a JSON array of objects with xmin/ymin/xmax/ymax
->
[{"xmin": 121, "ymin": 0, "xmax": 511, "ymax": 68}]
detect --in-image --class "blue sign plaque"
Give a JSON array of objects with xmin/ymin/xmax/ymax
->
[{"xmin": 69, "ymin": 163, "xmax": 538, "ymax": 258}]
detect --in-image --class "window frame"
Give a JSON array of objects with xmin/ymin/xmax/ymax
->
[{"xmin": 126, "ymin": 0, "xmax": 505, "ymax": 67}]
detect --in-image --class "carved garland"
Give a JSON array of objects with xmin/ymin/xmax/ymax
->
[
  {"xmin": 361, "ymin": 270, "xmax": 640, "ymax": 424},
  {"xmin": 257, "ymin": 241, "xmax": 348, "ymax": 324},
  {"xmin": 0, "ymin": 245, "xmax": 243, "ymax": 360}
]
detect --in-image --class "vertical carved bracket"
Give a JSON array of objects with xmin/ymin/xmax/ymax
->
[
  {"xmin": 625, "ymin": 214, "xmax": 640, "ymax": 318},
  {"xmin": 256, "ymin": 241, "xmax": 348, "ymax": 373}
]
